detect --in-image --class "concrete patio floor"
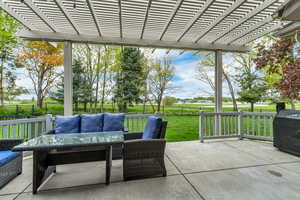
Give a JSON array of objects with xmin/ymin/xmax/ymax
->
[{"xmin": 1, "ymin": 139, "xmax": 300, "ymax": 200}]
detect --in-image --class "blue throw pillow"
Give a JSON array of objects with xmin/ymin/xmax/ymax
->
[
  {"xmin": 0, "ymin": 151, "xmax": 21, "ymax": 166},
  {"xmin": 55, "ymin": 115, "xmax": 80, "ymax": 134},
  {"xmin": 142, "ymin": 116, "xmax": 162, "ymax": 139},
  {"xmin": 103, "ymin": 113, "xmax": 125, "ymax": 132},
  {"xmin": 81, "ymin": 114, "xmax": 104, "ymax": 133}
]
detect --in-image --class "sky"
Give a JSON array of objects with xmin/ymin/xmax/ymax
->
[
  {"xmin": 16, "ymin": 48, "xmax": 238, "ymax": 100},
  {"xmin": 151, "ymin": 49, "xmax": 237, "ymax": 99}
]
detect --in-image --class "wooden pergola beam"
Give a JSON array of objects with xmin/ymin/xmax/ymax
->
[
  {"xmin": 17, "ymin": 29, "xmax": 250, "ymax": 52},
  {"xmin": 195, "ymin": 0, "xmax": 246, "ymax": 43},
  {"xmin": 54, "ymin": 0, "xmax": 80, "ymax": 34},
  {"xmin": 159, "ymin": 0, "xmax": 184, "ymax": 40},
  {"xmin": 86, "ymin": 0, "xmax": 102, "ymax": 37},
  {"xmin": 176, "ymin": 0, "xmax": 214, "ymax": 42}
]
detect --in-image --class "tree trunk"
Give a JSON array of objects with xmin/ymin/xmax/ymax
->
[
  {"xmin": 94, "ymin": 72, "xmax": 100, "ymax": 112},
  {"xmin": 112, "ymin": 100, "xmax": 115, "ymax": 113},
  {"xmin": 0, "ymin": 59, "xmax": 4, "ymax": 106},
  {"xmin": 149, "ymin": 100, "xmax": 156, "ymax": 113},
  {"xmin": 84, "ymin": 102, "xmax": 87, "ymax": 112},
  {"xmin": 94, "ymin": 47, "xmax": 101, "ymax": 113},
  {"xmin": 142, "ymin": 98, "xmax": 147, "ymax": 114},
  {"xmin": 250, "ymin": 102, "xmax": 254, "ymax": 112},
  {"xmin": 156, "ymin": 98, "xmax": 161, "ymax": 112},
  {"xmin": 75, "ymin": 102, "xmax": 78, "ymax": 111},
  {"xmin": 223, "ymin": 72, "xmax": 238, "ymax": 111},
  {"xmin": 122, "ymin": 102, "xmax": 127, "ymax": 113},
  {"xmin": 37, "ymin": 82, "xmax": 43, "ymax": 109},
  {"xmin": 118, "ymin": 102, "xmax": 127, "ymax": 113},
  {"xmin": 100, "ymin": 48, "xmax": 108, "ymax": 113},
  {"xmin": 37, "ymin": 95, "xmax": 43, "ymax": 109}
]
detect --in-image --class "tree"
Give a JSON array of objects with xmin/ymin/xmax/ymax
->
[
  {"xmin": 148, "ymin": 56, "xmax": 175, "ymax": 112},
  {"xmin": 254, "ymin": 38, "xmax": 300, "ymax": 109},
  {"xmin": 276, "ymin": 61, "xmax": 300, "ymax": 102},
  {"xmin": 195, "ymin": 52, "xmax": 238, "ymax": 111},
  {"xmin": 0, "ymin": 10, "xmax": 19, "ymax": 105},
  {"xmin": 235, "ymin": 57, "xmax": 268, "ymax": 112},
  {"xmin": 16, "ymin": 41, "xmax": 64, "ymax": 109},
  {"xmin": 99, "ymin": 46, "xmax": 116, "ymax": 112},
  {"xmin": 163, "ymin": 96, "xmax": 177, "ymax": 106},
  {"xmin": 49, "ymin": 59, "xmax": 92, "ymax": 111},
  {"xmin": 4, "ymin": 71, "xmax": 28, "ymax": 103},
  {"xmin": 113, "ymin": 47, "xmax": 145, "ymax": 112}
]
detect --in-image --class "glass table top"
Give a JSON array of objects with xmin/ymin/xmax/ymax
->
[{"xmin": 13, "ymin": 131, "xmax": 124, "ymax": 151}]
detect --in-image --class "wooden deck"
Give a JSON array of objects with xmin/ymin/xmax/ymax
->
[{"xmin": 1, "ymin": 139, "xmax": 300, "ymax": 200}]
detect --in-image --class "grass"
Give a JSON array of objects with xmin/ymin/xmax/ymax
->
[
  {"xmin": 0, "ymin": 102, "xmax": 299, "ymax": 142},
  {"xmin": 164, "ymin": 115, "xmax": 199, "ymax": 142}
]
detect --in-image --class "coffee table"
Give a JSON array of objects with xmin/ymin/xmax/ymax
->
[{"xmin": 13, "ymin": 131, "xmax": 124, "ymax": 194}]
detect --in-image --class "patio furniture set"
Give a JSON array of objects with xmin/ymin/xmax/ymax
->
[{"xmin": 0, "ymin": 113, "xmax": 168, "ymax": 194}]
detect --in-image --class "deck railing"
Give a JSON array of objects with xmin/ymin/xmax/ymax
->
[
  {"xmin": 0, "ymin": 115, "xmax": 53, "ymax": 141},
  {"xmin": 0, "ymin": 114, "xmax": 152, "ymax": 141},
  {"xmin": 199, "ymin": 111, "xmax": 276, "ymax": 142}
]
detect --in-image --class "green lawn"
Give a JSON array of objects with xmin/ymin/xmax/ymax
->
[
  {"xmin": 4, "ymin": 102, "xmax": 299, "ymax": 116},
  {"xmin": 164, "ymin": 115, "xmax": 199, "ymax": 142},
  {"xmin": 0, "ymin": 102, "xmax": 298, "ymax": 142}
]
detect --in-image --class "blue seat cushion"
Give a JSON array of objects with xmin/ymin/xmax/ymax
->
[
  {"xmin": 0, "ymin": 151, "xmax": 21, "ymax": 166},
  {"xmin": 55, "ymin": 115, "xmax": 81, "ymax": 134},
  {"xmin": 81, "ymin": 114, "xmax": 104, "ymax": 133},
  {"xmin": 142, "ymin": 116, "xmax": 162, "ymax": 139},
  {"xmin": 103, "ymin": 113, "xmax": 125, "ymax": 132}
]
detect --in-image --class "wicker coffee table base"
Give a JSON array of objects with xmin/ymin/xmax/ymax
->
[{"xmin": 32, "ymin": 146, "xmax": 112, "ymax": 194}]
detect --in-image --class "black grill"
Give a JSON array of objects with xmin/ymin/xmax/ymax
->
[{"xmin": 273, "ymin": 103, "xmax": 300, "ymax": 156}]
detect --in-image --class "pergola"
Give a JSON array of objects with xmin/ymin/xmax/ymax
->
[{"xmin": 0, "ymin": 0, "xmax": 289, "ymax": 115}]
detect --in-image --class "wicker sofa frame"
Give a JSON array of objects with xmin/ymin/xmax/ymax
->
[
  {"xmin": 45, "ymin": 119, "xmax": 168, "ymax": 181},
  {"xmin": 123, "ymin": 120, "xmax": 168, "ymax": 180},
  {"xmin": 0, "ymin": 139, "xmax": 23, "ymax": 189}
]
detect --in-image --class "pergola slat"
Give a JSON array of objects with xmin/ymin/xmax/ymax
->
[
  {"xmin": 22, "ymin": 0, "xmax": 57, "ymax": 32},
  {"xmin": 1, "ymin": 0, "xmax": 288, "ymax": 52},
  {"xmin": 118, "ymin": 0, "xmax": 123, "ymax": 38},
  {"xmin": 0, "ymin": 0, "xmax": 32, "ymax": 30},
  {"xmin": 227, "ymin": 16, "xmax": 273, "ymax": 45},
  {"xmin": 86, "ymin": 0, "xmax": 102, "ymax": 37},
  {"xmin": 159, "ymin": 0, "xmax": 184, "ymax": 40},
  {"xmin": 53, "ymin": 0, "xmax": 80, "ymax": 34},
  {"xmin": 176, "ymin": 0, "xmax": 214, "ymax": 42},
  {"xmin": 194, "ymin": 0, "xmax": 246, "ymax": 43},
  {"xmin": 211, "ymin": 0, "xmax": 278, "ymax": 44},
  {"xmin": 232, "ymin": 22, "xmax": 282, "ymax": 45}
]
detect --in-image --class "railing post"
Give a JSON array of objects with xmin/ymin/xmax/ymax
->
[
  {"xmin": 45, "ymin": 114, "xmax": 53, "ymax": 132},
  {"xmin": 214, "ymin": 113, "xmax": 221, "ymax": 136},
  {"xmin": 199, "ymin": 111, "xmax": 205, "ymax": 143},
  {"xmin": 238, "ymin": 110, "xmax": 244, "ymax": 140}
]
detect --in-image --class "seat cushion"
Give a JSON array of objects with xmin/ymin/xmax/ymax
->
[
  {"xmin": 55, "ymin": 115, "xmax": 81, "ymax": 134},
  {"xmin": 81, "ymin": 114, "xmax": 104, "ymax": 133},
  {"xmin": 103, "ymin": 113, "xmax": 125, "ymax": 132},
  {"xmin": 0, "ymin": 151, "xmax": 21, "ymax": 166},
  {"xmin": 142, "ymin": 116, "xmax": 162, "ymax": 139}
]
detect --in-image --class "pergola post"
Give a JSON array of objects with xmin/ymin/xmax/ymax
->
[
  {"xmin": 64, "ymin": 41, "xmax": 73, "ymax": 116},
  {"xmin": 215, "ymin": 50, "xmax": 223, "ymax": 135}
]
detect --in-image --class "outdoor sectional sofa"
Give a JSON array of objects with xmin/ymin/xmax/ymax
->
[
  {"xmin": 48, "ymin": 113, "xmax": 168, "ymax": 180},
  {"xmin": 0, "ymin": 139, "xmax": 23, "ymax": 188},
  {"xmin": 47, "ymin": 113, "xmax": 126, "ymax": 159}
]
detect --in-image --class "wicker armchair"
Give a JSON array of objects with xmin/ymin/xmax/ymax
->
[
  {"xmin": 0, "ymin": 139, "xmax": 23, "ymax": 188},
  {"xmin": 123, "ymin": 120, "xmax": 168, "ymax": 181}
]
